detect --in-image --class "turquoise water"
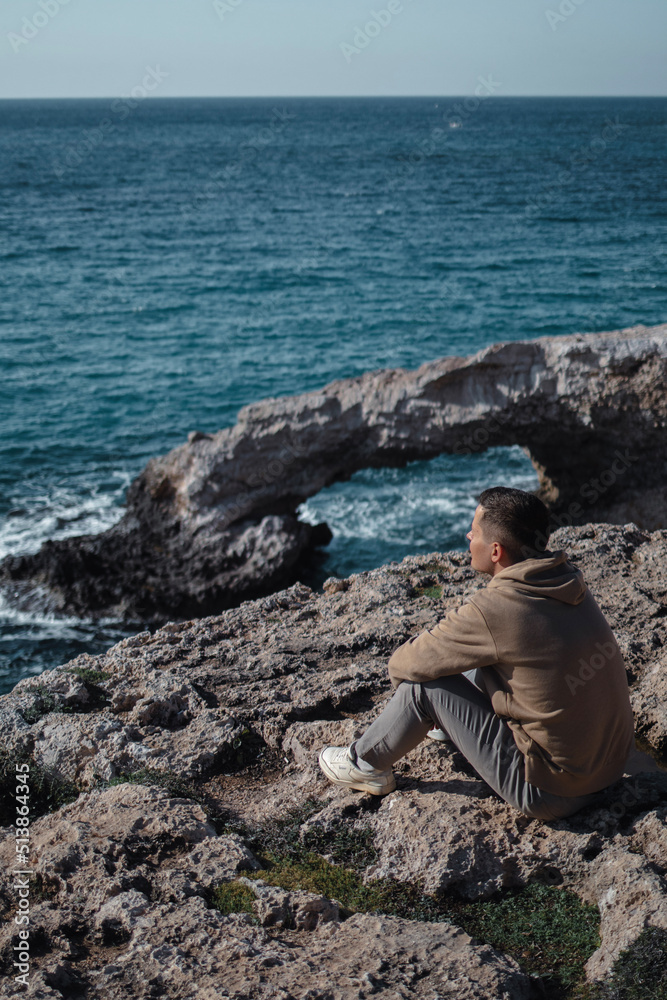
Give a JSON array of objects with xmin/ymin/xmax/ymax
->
[{"xmin": 1, "ymin": 96, "xmax": 666, "ymax": 692}]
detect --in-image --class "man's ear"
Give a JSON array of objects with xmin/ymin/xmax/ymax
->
[
  {"xmin": 491, "ymin": 541, "xmax": 516, "ymax": 566},
  {"xmin": 490, "ymin": 541, "xmax": 504, "ymax": 563}
]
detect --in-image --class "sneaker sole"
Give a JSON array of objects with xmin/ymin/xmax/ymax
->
[{"xmin": 318, "ymin": 750, "xmax": 396, "ymax": 796}]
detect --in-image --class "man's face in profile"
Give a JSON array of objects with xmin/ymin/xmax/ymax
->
[{"xmin": 466, "ymin": 505, "xmax": 496, "ymax": 575}]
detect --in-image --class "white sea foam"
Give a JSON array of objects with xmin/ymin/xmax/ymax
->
[
  {"xmin": 0, "ymin": 471, "xmax": 130, "ymax": 560},
  {"xmin": 0, "ymin": 589, "xmax": 123, "ymax": 633},
  {"xmin": 0, "ymin": 586, "xmax": 133, "ymax": 695},
  {"xmin": 0, "ymin": 472, "xmax": 135, "ymax": 690},
  {"xmin": 298, "ymin": 447, "xmax": 538, "ymax": 550}
]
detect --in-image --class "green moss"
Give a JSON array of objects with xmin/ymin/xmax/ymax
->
[
  {"xmin": 414, "ymin": 584, "xmax": 444, "ymax": 600},
  {"xmin": 247, "ymin": 855, "xmax": 599, "ymax": 994},
  {"xmin": 211, "ymin": 816, "xmax": 249, "ymax": 838},
  {"xmin": 0, "ymin": 744, "xmax": 80, "ymax": 824},
  {"xmin": 20, "ymin": 673, "xmax": 111, "ymax": 724},
  {"xmin": 248, "ymin": 853, "xmax": 437, "ymax": 920},
  {"xmin": 215, "ymin": 726, "xmax": 277, "ymax": 774},
  {"xmin": 446, "ymin": 882, "xmax": 600, "ymax": 992},
  {"xmin": 418, "ymin": 561, "xmax": 449, "ymax": 574},
  {"xmin": 221, "ymin": 803, "xmax": 601, "ymax": 999},
  {"xmin": 230, "ymin": 727, "xmax": 255, "ymax": 762},
  {"xmin": 101, "ymin": 767, "xmax": 204, "ymax": 804},
  {"xmin": 66, "ymin": 666, "xmax": 110, "ymax": 684},
  {"xmin": 19, "ymin": 685, "xmax": 70, "ymax": 724},
  {"xmin": 211, "ymin": 880, "xmax": 258, "ymax": 921},
  {"xmin": 31, "ymin": 872, "xmax": 60, "ymax": 902},
  {"xmin": 241, "ymin": 798, "xmax": 323, "ymax": 862},
  {"xmin": 301, "ymin": 821, "xmax": 378, "ymax": 869},
  {"xmin": 238, "ymin": 799, "xmax": 378, "ymax": 871}
]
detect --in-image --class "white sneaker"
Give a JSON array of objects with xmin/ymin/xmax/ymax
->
[
  {"xmin": 427, "ymin": 728, "xmax": 452, "ymax": 743},
  {"xmin": 318, "ymin": 746, "xmax": 396, "ymax": 796}
]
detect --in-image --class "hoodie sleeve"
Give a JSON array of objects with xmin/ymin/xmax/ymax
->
[{"xmin": 387, "ymin": 599, "xmax": 498, "ymax": 688}]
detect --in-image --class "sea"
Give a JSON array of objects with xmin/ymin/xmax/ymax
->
[{"xmin": 1, "ymin": 96, "xmax": 666, "ymax": 694}]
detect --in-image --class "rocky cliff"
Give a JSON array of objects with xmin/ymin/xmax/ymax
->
[
  {"xmin": 1, "ymin": 324, "xmax": 666, "ymax": 624},
  {"xmin": 1, "ymin": 522, "xmax": 666, "ymax": 998}
]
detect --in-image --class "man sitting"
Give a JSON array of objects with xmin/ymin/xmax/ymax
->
[{"xmin": 318, "ymin": 486, "xmax": 635, "ymax": 820}]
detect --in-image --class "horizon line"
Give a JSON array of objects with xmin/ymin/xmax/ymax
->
[{"xmin": 1, "ymin": 93, "xmax": 666, "ymax": 101}]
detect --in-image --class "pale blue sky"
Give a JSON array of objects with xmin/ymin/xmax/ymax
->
[{"xmin": 1, "ymin": 0, "xmax": 665, "ymax": 99}]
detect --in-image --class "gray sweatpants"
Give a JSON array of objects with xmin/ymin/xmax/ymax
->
[{"xmin": 349, "ymin": 669, "xmax": 598, "ymax": 820}]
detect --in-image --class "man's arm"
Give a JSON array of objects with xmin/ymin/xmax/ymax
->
[{"xmin": 388, "ymin": 599, "xmax": 498, "ymax": 688}]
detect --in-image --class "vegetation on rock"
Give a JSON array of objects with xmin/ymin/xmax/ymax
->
[
  {"xmin": 0, "ymin": 743, "xmax": 79, "ymax": 823},
  {"xmin": 214, "ymin": 803, "xmax": 602, "ymax": 999}
]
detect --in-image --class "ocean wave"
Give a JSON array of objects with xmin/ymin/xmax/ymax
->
[
  {"xmin": 298, "ymin": 448, "xmax": 539, "ymax": 553},
  {"xmin": 0, "ymin": 589, "xmax": 135, "ymax": 696},
  {"xmin": 0, "ymin": 590, "xmax": 124, "ymax": 633},
  {"xmin": 0, "ymin": 472, "xmax": 130, "ymax": 561}
]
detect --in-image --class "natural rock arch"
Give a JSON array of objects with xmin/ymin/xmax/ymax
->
[{"xmin": 2, "ymin": 323, "xmax": 665, "ymax": 623}]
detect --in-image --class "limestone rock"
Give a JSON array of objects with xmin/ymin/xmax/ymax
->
[
  {"xmin": 0, "ymin": 785, "xmax": 532, "ymax": 999},
  {"xmin": 581, "ymin": 843, "xmax": 667, "ymax": 979},
  {"xmin": 240, "ymin": 877, "xmax": 341, "ymax": 931},
  {"xmin": 1, "ymin": 523, "xmax": 667, "ymax": 996},
  {"xmin": 92, "ymin": 890, "xmax": 151, "ymax": 941},
  {"xmin": 2, "ymin": 324, "xmax": 666, "ymax": 622}
]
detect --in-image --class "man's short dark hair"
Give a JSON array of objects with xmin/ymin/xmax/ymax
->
[{"xmin": 477, "ymin": 487, "xmax": 550, "ymax": 562}]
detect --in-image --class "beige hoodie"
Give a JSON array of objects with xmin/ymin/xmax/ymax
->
[{"xmin": 387, "ymin": 551, "xmax": 635, "ymax": 797}]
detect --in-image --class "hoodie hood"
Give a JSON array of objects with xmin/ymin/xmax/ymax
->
[{"xmin": 487, "ymin": 550, "xmax": 586, "ymax": 605}]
